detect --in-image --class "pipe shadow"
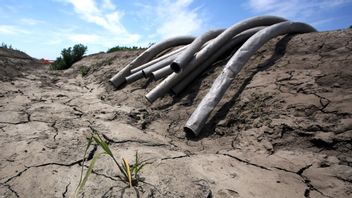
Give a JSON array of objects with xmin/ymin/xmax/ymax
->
[{"xmin": 187, "ymin": 34, "xmax": 294, "ymax": 141}]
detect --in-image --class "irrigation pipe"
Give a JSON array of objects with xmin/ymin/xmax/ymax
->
[
  {"xmin": 184, "ymin": 21, "xmax": 317, "ymax": 136},
  {"xmin": 170, "ymin": 29, "xmax": 225, "ymax": 73},
  {"xmin": 145, "ymin": 26, "xmax": 271, "ymax": 103},
  {"xmin": 109, "ymin": 36, "xmax": 195, "ymax": 88}
]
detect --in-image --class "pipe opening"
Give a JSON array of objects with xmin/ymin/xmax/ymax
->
[
  {"xmin": 184, "ymin": 126, "xmax": 197, "ymax": 137},
  {"xmin": 170, "ymin": 62, "xmax": 181, "ymax": 73},
  {"xmin": 142, "ymin": 70, "xmax": 148, "ymax": 78}
]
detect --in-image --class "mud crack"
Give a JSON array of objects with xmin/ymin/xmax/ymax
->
[
  {"xmin": 221, "ymin": 153, "xmax": 271, "ymax": 171},
  {"xmin": 161, "ymin": 154, "xmax": 191, "ymax": 161},
  {"xmin": 51, "ymin": 121, "xmax": 59, "ymax": 140},
  {"xmin": 101, "ymin": 133, "xmax": 170, "ymax": 148},
  {"xmin": 3, "ymin": 146, "xmax": 97, "ymax": 184},
  {"xmin": 62, "ymin": 182, "xmax": 70, "ymax": 198},
  {"xmin": 0, "ymin": 183, "xmax": 20, "ymax": 198}
]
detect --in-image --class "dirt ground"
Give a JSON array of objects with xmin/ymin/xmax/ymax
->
[{"xmin": 0, "ymin": 29, "xmax": 351, "ymax": 198}]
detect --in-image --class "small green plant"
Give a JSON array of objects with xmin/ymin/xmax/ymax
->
[
  {"xmin": 123, "ymin": 150, "xmax": 147, "ymax": 187},
  {"xmin": 79, "ymin": 66, "xmax": 90, "ymax": 76},
  {"xmin": 51, "ymin": 44, "xmax": 87, "ymax": 70},
  {"xmin": 75, "ymin": 131, "xmax": 147, "ymax": 196}
]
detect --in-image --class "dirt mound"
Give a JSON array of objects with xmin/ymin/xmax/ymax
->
[
  {"xmin": 0, "ymin": 29, "xmax": 351, "ymax": 197},
  {"xmin": 0, "ymin": 47, "xmax": 42, "ymax": 81},
  {"xmin": 77, "ymin": 29, "xmax": 352, "ymax": 160}
]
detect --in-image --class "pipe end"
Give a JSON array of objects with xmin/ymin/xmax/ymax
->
[
  {"xmin": 184, "ymin": 126, "xmax": 198, "ymax": 137},
  {"xmin": 170, "ymin": 62, "xmax": 181, "ymax": 73},
  {"xmin": 142, "ymin": 70, "xmax": 148, "ymax": 78},
  {"xmin": 150, "ymin": 73, "xmax": 158, "ymax": 81},
  {"xmin": 109, "ymin": 78, "xmax": 124, "ymax": 88},
  {"xmin": 145, "ymin": 94, "xmax": 155, "ymax": 104}
]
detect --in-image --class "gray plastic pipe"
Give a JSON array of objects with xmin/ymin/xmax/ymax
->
[
  {"xmin": 145, "ymin": 26, "xmax": 270, "ymax": 103},
  {"xmin": 170, "ymin": 29, "xmax": 225, "ymax": 73},
  {"xmin": 170, "ymin": 16, "xmax": 287, "ymax": 73},
  {"xmin": 130, "ymin": 46, "xmax": 187, "ymax": 74},
  {"xmin": 184, "ymin": 21, "xmax": 317, "ymax": 136},
  {"xmin": 125, "ymin": 70, "xmax": 144, "ymax": 84},
  {"xmin": 109, "ymin": 36, "xmax": 195, "ymax": 88},
  {"xmin": 143, "ymin": 39, "xmax": 211, "ymax": 78},
  {"xmin": 151, "ymin": 66, "xmax": 174, "ymax": 81},
  {"xmin": 170, "ymin": 27, "xmax": 265, "ymax": 95},
  {"xmin": 142, "ymin": 55, "xmax": 176, "ymax": 77},
  {"xmin": 146, "ymin": 16, "xmax": 287, "ymax": 103},
  {"xmin": 151, "ymin": 40, "xmax": 214, "ymax": 81}
]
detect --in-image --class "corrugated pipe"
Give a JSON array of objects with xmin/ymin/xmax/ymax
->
[
  {"xmin": 146, "ymin": 16, "xmax": 287, "ymax": 103},
  {"xmin": 170, "ymin": 26, "xmax": 265, "ymax": 95},
  {"xmin": 109, "ymin": 36, "xmax": 195, "ymax": 88},
  {"xmin": 184, "ymin": 21, "xmax": 317, "ymax": 136},
  {"xmin": 170, "ymin": 29, "xmax": 225, "ymax": 73}
]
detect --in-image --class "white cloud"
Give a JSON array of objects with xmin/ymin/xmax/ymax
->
[
  {"xmin": 136, "ymin": 0, "xmax": 204, "ymax": 39},
  {"xmin": 247, "ymin": 0, "xmax": 352, "ymax": 19},
  {"xmin": 21, "ymin": 18, "xmax": 45, "ymax": 25},
  {"xmin": 0, "ymin": 25, "xmax": 28, "ymax": 35},
  {"xmin": 68, "ymin": 34, "xmax": 100, "ymax": 43},
  {"xmin": 101, "ymin": 0, "xmax": 116, "ymax": 10},
  {"xmin": 60, "ymin": 0, "xmax": 142, "ymax": 44},
  {"xmin": 64, "ymin": 0, "xmax": 126, "ymax": 34}
]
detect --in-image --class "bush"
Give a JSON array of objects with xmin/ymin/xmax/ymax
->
[
  {"xmin": 79, "ymin": 66, "xmax": 90, "ymax": 76},
  {"xmin": 1, "ymin": 42, "xmax": 13, "ymax": 49},
  {"xmin": 50, "ymin": 44, "xmax": 87, "ymax": 70},
  {"xmin": 107, "ymin": 45, "xmax": 145, "ymax": 53}
]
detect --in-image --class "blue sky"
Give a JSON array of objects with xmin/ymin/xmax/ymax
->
[{"xmin": 1, "ymin": 0, "xmax": 351, "ymax": 59}]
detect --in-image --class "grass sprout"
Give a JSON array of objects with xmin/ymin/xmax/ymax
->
[{"xmin": 75, "ymin": 131, "xmax": 148, "ymax": 197}]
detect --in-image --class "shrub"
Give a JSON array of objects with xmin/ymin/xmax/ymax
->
[
  {"xmin": 50, "ymin": 44, "xmax": 87, "ymax": 70},
  {"xmin": 79, "ymin": 66, "xmax": 90, "ymax": 76},
  {"xmin": 1, "ymin": 42, "xmax": 13, "ymax": 49},
  {"xmin": 107, "ymin": 45, "xmax": 145, "ymax": 53}
]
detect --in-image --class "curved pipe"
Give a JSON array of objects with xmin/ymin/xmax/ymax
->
[
  {"xmin": 146, "ymin": 16, "xmax": 287, "ymax": 103},
  {"xmin": 171, "ymin": 29, "xmax": 225, "ymax": 73},
  {"xmin": 109, "ymin": 36, "xmax": 195, "ymax": 88},
  {"xmin": 130, "ymin": 46, "xmax": 187, "ymax": 74},
  {"xmin": 151, "ymin": 66, "xmax": 174, "ymax": 81},
  {"xmin": 171, "ymin": 16, "xmax": 287, "ymax": 74},
  {"xmin": 171, "ymin": 27, "xmax": 265, "ymax": 95},
  {"xmin": 146, "ymin": 26, "xmax": 270, "ymax": 103},
  {"xmin": 184, "ymin": 21, "xmax": 317, "ymax": 136}
]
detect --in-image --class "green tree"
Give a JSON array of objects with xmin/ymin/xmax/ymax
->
[{"xmin": 51, "ymin": 44, "xmax": 87, "ymax": 70}]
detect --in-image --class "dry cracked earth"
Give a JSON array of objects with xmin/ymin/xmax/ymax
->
[{"xmin": 0, "ymin": 29, "xmax": 351, "ymax": 198}]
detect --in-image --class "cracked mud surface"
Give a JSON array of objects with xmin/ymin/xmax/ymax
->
[{"xmin": 1, "ymin": 29, "xmax": 351, "ymax": 197}]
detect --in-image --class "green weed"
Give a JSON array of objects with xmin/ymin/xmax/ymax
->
[{"xmin": 75, "ymin": 130, "xmax": 147, "ymax": 196}]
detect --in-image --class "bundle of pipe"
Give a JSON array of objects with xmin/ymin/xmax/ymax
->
[
  {"xmin": 145, "ymin": 15, "xmax": 287, "ymax": 102},
  {"xmin": 109, "ymin": 36, "xmax": 195, "ymax": 87},
  {"xmin": 184, "ymin": 21, "xmax": 317, "ymax": 136},
  {"xmin": 108, "ymin": 15, "xmax": 316, "ymax": 136}
]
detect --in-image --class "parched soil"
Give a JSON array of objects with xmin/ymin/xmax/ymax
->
[{"xmin": 0, "ymin": 29, "xmax": 351, "ymax": 198}]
